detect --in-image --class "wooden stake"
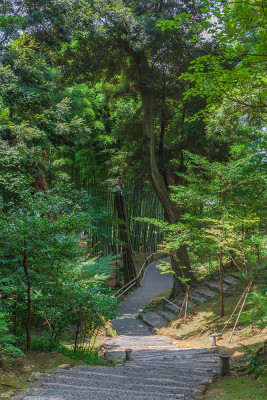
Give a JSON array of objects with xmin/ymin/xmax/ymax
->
[
  {"xmin": 219, "ymin": 247, "xmax": 224, "ymax": 317},
  {"xmin": 179, "ymin": 285, "xmax": 190, "ymax": 318},
  {"xmin": 189, "ymin": 288, "xmax": 195, "ymax": 315},
  {"xmin": 184, "ymin": 291, "xmax": 189, "ymax": 323},
  {"xmin": 229, "ymin": 281, "xmax": 252, "ymax": 343},
  {"xmin": 221, "ymin": 281, "xmax": 252, "ymax": 334}
]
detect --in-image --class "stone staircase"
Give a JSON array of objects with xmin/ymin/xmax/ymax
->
[
  {"xmin": 15, "ymin": 335, "xmax": 219, "ymax": 400},
  {"xmin": 13, "ymin": 259, "xmax": 222, "ymax": 400},
  {"xmin": 139, "ymin": 273, "xmax": 240, "ymax": 329}
]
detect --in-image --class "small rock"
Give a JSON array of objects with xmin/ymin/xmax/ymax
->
[
  {"xmin": 1, "ymin": 389, "xmax": 15, "ymax": 398},
  {"xmin": 27, "ymin": 372, "xmax": 43, "ymax": 382},
  {"xmin": 57, "ymin": 364, "xmax": 73, "ymax": 369}
]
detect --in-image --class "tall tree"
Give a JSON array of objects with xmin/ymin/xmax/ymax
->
[{"xmin": 59, "ymin": 0, "xmax": 206, "ymax": 294}]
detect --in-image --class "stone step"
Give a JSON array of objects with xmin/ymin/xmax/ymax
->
[
  {"xmin": 57, "ymin": 372, "xmax": 212, "ymax": 388},
  {"xmin": 157, "ymin": 309, "xmax": 176, "ymax": 322},
  {"xmin": 165, "ymin": 302, "xmax": 181, "ymax": 315},
  {"xmin": 223, "ymin": 274, "xmax": 240, "ymax": 285},
  {"xmin": 131, "ymin": 349, "xmax": 215, "ymax": 358},
  {"xmin": 205, "ymin": 280, "xmax": 229, "ymax": 292},
  {"xmin": 132, "ymin": 355, "xmax": 218, "ymax": 363},
  {"xmin": 193, "ymin": 286, "xmax": 217, "ymax": 299},
  {"xmin": 191, "ymin": 294, "xmax": 208, "ymax": 304},
  {"xmin": 128, "ymin": 363, "xmax": 218, "ymax": 374},
  {"xmin": 138, "ymin": 311, "xmax": 167, "ymax": 329},
  {"xmin": 57, "ymin": 365, "xmax": 215, "ymax": 383},
  {"xmin": 40, "ymin": 381, "xmax": 199, "ymax": 397},
  {"xmin": 133, "ymin": 360, "xmax": 219, "ymax": 368},
  {"xmin": 21, "ymin": 389, "xmax": 185, "ymax": 400},
  {"xmin": 175, "ymin": 294, "xmax": 206, "ymax": 306},
  {"xmin": 46, "ymin": 373, "xmax": 199, "ymax": 391},
  {"xmin": 107, "ymin": 334, "xmax": 175, "ymax": 345},
  {"xmin": 176, "ymin": 297, "xmax": 193, "ymax": 308}
]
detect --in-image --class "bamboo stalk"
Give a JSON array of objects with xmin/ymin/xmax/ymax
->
[
  {"xmin": 229, "ymin": 281, "xmax": 252, "ymax": 343},
  {"xmin": 221, "ymin": 281, "xmax": 252, "ymax": 334},
  {"xmin": 178, "ymin": 285, "xmax": 190, "ymax": 318}
]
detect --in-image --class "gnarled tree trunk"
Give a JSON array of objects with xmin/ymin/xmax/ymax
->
[{"xmin": 138, "ymin": 72, "xmax": 194, "ymax": 297}]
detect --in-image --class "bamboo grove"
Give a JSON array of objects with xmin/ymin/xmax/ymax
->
[{"xmin": 0, "ymin": 0, "xmax": 266, "ymax": 361}]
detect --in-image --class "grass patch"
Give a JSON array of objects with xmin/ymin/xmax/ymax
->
[{"xmin": 198, "ymin": 370, "xmax": 267, "ymax": 399}]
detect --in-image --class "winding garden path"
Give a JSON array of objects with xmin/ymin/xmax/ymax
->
[{"xmin": 16, "ymin": 258, "xmax": 219, "ymax": 400}]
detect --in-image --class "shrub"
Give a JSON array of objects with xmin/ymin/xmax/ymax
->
[
  {"xmin": 241, "ymin": 288, "xmax": 267, "ymax": 328},
  {"xmin": 0, "ymin": 312, "xmax": 24, "ymax": 362}
]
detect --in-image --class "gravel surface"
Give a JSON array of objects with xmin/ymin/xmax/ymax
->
[{"xmin": 112, "ymin": 257, "xmax": 173, "ymax": 336}]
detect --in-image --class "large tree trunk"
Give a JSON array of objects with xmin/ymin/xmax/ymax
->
[
  {"xmin": 115, "ymin": 191, "xmax": 137, "ymax": 285},
  {"xmin": 139, "ymin": 77, "xmax": 194, "ymax": 296}
]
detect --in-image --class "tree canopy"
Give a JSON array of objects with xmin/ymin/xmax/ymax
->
[{"xmin": 0, "ymin": 0, "xmax": 266, "ymax": 363}]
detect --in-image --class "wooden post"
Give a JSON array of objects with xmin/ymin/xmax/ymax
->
[
  {"xmin": 219, "ymin": 247, "xmax": 224, "ymax": 317},
  {"xmin": 125, "ymin": 349, "xmax": 133, "ymax": 361},
  {"xmin": 104, "ymin": 325, "xmax": 110, "ymax": 337},
  {"xmin": 219, "ymin": 353, "xmax": 230, "ymax": 375},
  {"xmin": 210, "ymin": 335, "xmax": 216, "ymax": 346}
]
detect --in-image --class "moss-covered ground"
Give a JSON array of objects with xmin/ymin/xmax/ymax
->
[
  {"xmin": 0, "ymin": 351, "xmax": 88, "ymax": 398},
  {"xmin": 0, "ymin": 335, "xmax": 111, "ymax": 399},
  {"xmin": 199, "ymin": 371, "xmax": 267, "ymax": 399}
]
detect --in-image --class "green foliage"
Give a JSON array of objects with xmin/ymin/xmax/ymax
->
[
  {"xmin": 158, "ymin": 0, "xmax": 266, "ymax": 122},
  {"xmin": 0, "ymin": 0, "xmax": 266, "ymax": 360},
  {"xmin": 58, "ymin": 346, "xmax": 106, "ymax": 365},
  {"xmin": 0, "ymin": 187, "xmax": 118, "ymax": 355},
  {"xmin": 246, "ymin": 357, "xmax": 266, "ymax": 375},
  {"xmin": 0, "ymin": 312, "xmax": 24, "ymax": 361},
  {"xmin": 241, "ymin": 288, "xmax": 267, "ymax": 328}
]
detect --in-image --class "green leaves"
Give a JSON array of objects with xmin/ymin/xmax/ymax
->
[
  {"xmin": 159, "ymin": 1, "xmax": 266, "ymax": 120},
  {"xmin": 0, "ymin": 312, "xmax": 24, "ymax": 361}
]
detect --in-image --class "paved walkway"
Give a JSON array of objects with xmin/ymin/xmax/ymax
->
[
  {"xmin": 112, "ymin": 257, "xmax": 173, "ymax": 336},
  {"xmin": 15, "ymin": 257, "xmax": 219, "ymax": 400}
]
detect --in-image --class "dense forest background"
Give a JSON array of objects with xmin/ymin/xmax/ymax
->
[{"xmin": 0, "ymin": 0, "xmax": 266, "ymax": 363}]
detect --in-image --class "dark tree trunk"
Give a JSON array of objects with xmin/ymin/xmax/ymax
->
[
  {"xmin": 74, "ymin": 309, "xmax": 81, "ymax": 353},
  {"xmin": 158, "ymin": 92, "xmax": 166, "ymax": 168},
  {"xmin": 137, "ymin": 67, "xmax": 194, "ymax": 297},
  {"xmin": 115, "ymin": 191, "xmax": 137, "ymax": 285},
  {"xmin": 23, "ymin": 249, "xmax": 31, "ymax": 351},
  {"xmin": 32, "ymin": 168, "xmax": 49, "ymax": 192}
]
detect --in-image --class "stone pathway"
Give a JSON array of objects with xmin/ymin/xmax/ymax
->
[
  {"xmin": 139, "ymin": 271, "xmax": 240, "ymax": 330},
  {"xmin": 15, "ymin": 257, "xmax": 220, "ymax": 400},
  {"xmin": 112, "ymin": 257, "xmax": 173, "ymax": 336}
]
